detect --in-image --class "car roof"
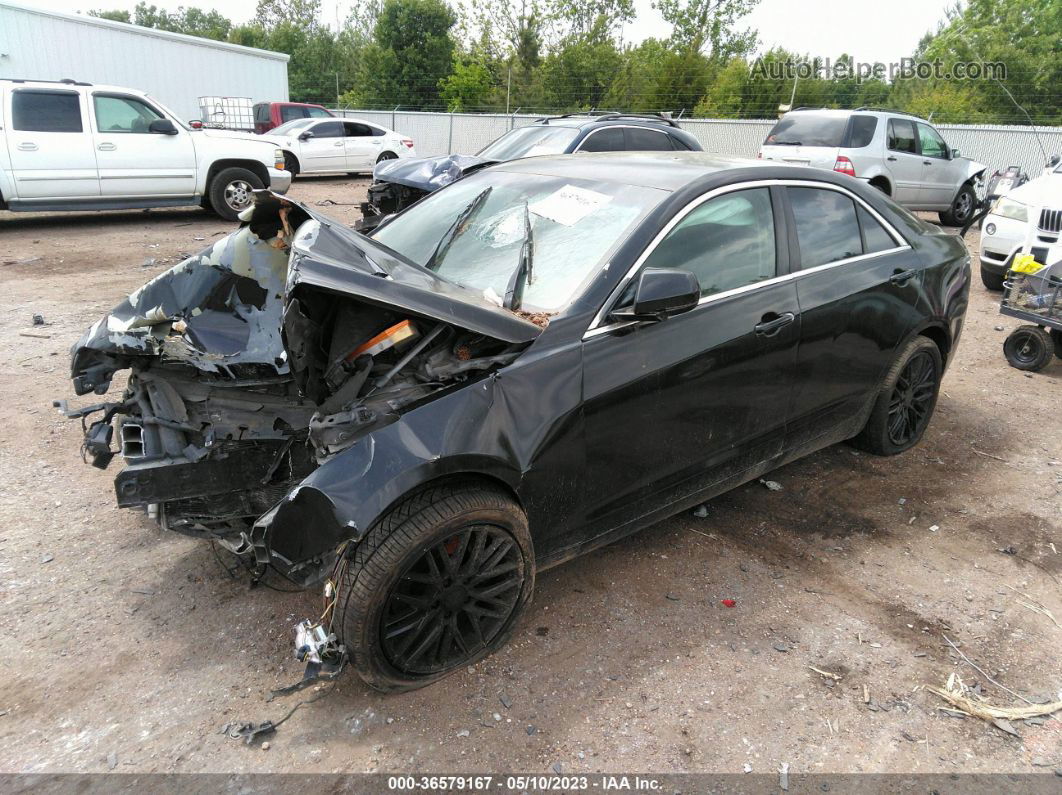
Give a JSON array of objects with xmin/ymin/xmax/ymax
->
[
  {"xmin": 785, "ymin": 107, "xmax": 929, "ymax": 123},
  {"xmin": 0, "ymin": 78, "xmax": 145, "ymax": 96},
  {"xmin": 489, "ymin": 151, "xmax": 776, "ymax": 191},
  {"xmin": 532, "ymin": 113, "xmax": 681, "ymax": 130}
]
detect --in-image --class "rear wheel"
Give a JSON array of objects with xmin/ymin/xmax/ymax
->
[
  {"xmin": 1003, "ymin": 325, "xmax": 1053, "ymax": 371},
  {"xmin": 207, "ymin": 167, "xmax": 262, "ymax": 221},
  {"xmin": 980, "ymin": 264, "xmax": 1005, "ymax": 291},
  {"xmin": 334, "ymin": 483, "xmax": 534, "ymax": 692},
  {"xmin": 939, "ymin": 183, "xmax": 976, "ymax": 227},
  {"xmin": 850, "ymin": 337, "xmax": 943, "ymax": 456},
  {"xmin": 377, "ymin": 151, "xmax": 398, "ymax": 164}
]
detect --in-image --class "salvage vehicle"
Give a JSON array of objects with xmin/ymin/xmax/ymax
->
[
  {"xmin": 62, "ymin": 152, "xmax": 969, "ymax": 691},
  {"xmin": 978, "ymin": 156, "xmax": 1062, "ymax": 290},
  {"xmin": 0, "ymin": 78, "xmax": 290, "ymax": 220},
  {"xmin": 263, "ymin": 117, "xmax": 415, "ymax": 178},
  {"xmin": 253, "ymin": 101, "xmax": 335, "ymax": 134},
  {"xmin": 358, "ymin": 113, "xmax": 702, "ymax": 230},
  {"xmin": 759, "ymin": 108, "xmax": 986, "ymax": 227}
]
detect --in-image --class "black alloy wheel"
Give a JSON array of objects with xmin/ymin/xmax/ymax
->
[
  {"xmin": 886, "ymin": 349, "xmax": 938, "ymax": 446},
  {"xmin": 381, "ymin": 524, "xmax": 524, "ymax": 675}
]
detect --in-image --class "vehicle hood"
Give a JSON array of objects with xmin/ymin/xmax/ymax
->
[
  {"xmin": 372, "ymin": 153, "xmax": 493, "ymax": 191},
  {"xmin": 197, "ymin": 128, "xmax": 277, "ymax": 148},
  {"xmin": 958, "ymin": 156, "xmax": 987, "ymax": 181},
  {"xmin": 1007, "ymin": 172, "xmax": 1062, "ymax": 207},
  {"xmin": 69, "ymin": 193, "xmax": 541, "ymax": 395}
]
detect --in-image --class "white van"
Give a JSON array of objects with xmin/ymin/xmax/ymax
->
[{"xmin": 0, "ymin": 78, "xmax": 291, "ymax": 220}]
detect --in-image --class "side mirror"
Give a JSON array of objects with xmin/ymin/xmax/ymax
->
[
  {"xmin": 149, "ymin": 119, "xmax": 178, "ymax": 135},
  {"xmin": 189, "ymin": 119, "xmax": 203, "ymax": 129},
  {"xmin": 950, "ymin": 148, "xmax": 960, "ymax": 159},
  {"xmin": 298, "ymin": 131, "xmax": 314, "ymax": 141},
  {"xmin": 1048, "ymin": 154, "xmax": 1061, "ymax": 168},
  {"xmin": 610, "ymin": 267, "xmax": 700, "ymax": 323}
]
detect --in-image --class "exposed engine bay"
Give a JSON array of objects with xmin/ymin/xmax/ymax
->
[{"xmin": 61, "ymin": 192, "xmax": 537, "ymax": 564}]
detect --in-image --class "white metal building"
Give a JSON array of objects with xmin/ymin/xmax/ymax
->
[{"xmin": 0, "ymin": 1, "xmax": 289, "ymax": 123}]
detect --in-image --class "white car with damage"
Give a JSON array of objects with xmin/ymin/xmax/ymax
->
[{"xmin": 0, "ymin": 78, "xmax": 291, "ymax": 220}]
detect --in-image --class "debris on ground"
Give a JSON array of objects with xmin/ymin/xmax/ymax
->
[
  {"xmin": 691, "ymin": 504, "xmax": 710, "ymax": 518},
  {"xmin": 760, "ymin": 479, "xmax": 783, "ymax": 491},
  {"xmin": 808, "ymin": 666, "xmax": 843, "ymax": 681},
  {"xmin": 779, "ymin": 762, "xmax": 789, "ymax": 791},
  {"xmin": 32, "ymin": 314, "xmax": 45, "ymax": 326},
  {"xmin": 721, "ymin": 599, "xmax": 737, "ymax": 608},
  {"xmin": 925, "ymin": 673, "xmax": 1062, "ymax": 733}
]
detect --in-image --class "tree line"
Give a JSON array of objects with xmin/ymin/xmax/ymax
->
[{"xmin": 90, "ymin": 0, "xmax": 1061, "ymax": 125}]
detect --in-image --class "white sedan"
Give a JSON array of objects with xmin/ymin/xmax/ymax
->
[
  {"xmin": 980, "ymin": 157, "xmax": 1062, "ymax": 289},
  {"xmin": 264, "ymin": 118, "xmax": 416, "ymax": 177}
]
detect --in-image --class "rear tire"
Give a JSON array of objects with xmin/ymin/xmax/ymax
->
[
  {"xmin": 207, "ymin": 167, "xmax": 263, "ymax": 221},
  {"xmin": 1004, "ymin": 325, "xmax": 1053, "ymax": 371},
  {"xmin": 377, "ymin": 151, "xmax": 398, "ymax": 164},
  {"xmin": 850, "ymin": 336, "xmax": 943, "ymax": 456},
  {"xmin": 334, "ymin": 483, "xmax": 534, "ymax": 693},
  {"xmin": 939, "ymin": 183, "xmax": 976, "ymax": 227},
  {"xmin": 980, "ymin": 264, "xmax": 1005, "ymax": 291}
]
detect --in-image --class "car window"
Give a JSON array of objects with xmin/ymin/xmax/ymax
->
[
  {"xmin": 373, "ymin": 172, "xmax": 666, "ymax": 314},
  {"xmin": 857, "ymin": 206, "xmax": 897, "ymax": 253},
  {"xmin": 625, "ymin": 127, "xmax": 673, "ymax": 151},
  {"xmin": 93, "ymin": 95, "xmax": 163, "ymax": 133},
  {"xmin": 670, "ymin": 134, "xmax": 694, "ymax": 151},
  {"xmin": 917, "ymin": 123, "xmax": 947, "ymax": 158},
  {"xmin": 254, "ymin": 103, "xmax": 269, "ymax": 123},
  {"xmin": 887, "ymin": 119, "xmax": 917, "ymax": 153},
  {"xmin": 307, "ymin": 107, "xmax": 332, "ymax": 118},
  {"xmin": 280, "ymin": 105, "xmax": 306, "ymax": 122},
  {"xmin": 846, "ymin": 115, "xmax": 877, "ymax": 148},
  {"xmin": 12, "ymin": 90, "xmax": 83, "ymax": 133},
  {"xmin": 312, "ymin": 121, "xmax": 344, "ymax": 138},
  {"xmin": 790, "ymin": 187, "xmax": 863, "ymax": 267},
  {"xmin": 345, "ymin": 122, "xmax": 373, "ymax": 137},
  {"xmin": 765, "ymin": 114, "xmax": 847, "ymax": 146},
  {"xmin": 578, "ymin": 127, "xmax": 625, "ymax": 152},
  {"xmin": 476, "ymin": 125, "xmax": 580, "ymax": 160},
  {"xmin": 271, "ymin": 118, "xmax": 315, "ymax": 135},
  {"xmin": 641, "ymin": 188, "xmax": 777, "ymax": 297},
  {"xmin": 369, "ymin": 126, "xmax": 385, "ymax": 136}
]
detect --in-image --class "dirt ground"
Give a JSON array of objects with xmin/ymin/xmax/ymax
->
[{"xmin": 0, "ymin": 176, "xmax": 1059, "ymax": 777}]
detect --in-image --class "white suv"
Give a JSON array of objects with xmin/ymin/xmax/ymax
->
[
  {"xmin": 760, "ymin": 108, "xmax": 986, "ymax": 227},
  {"xmin": 0, "ymin": 79, "xmax": 291, "ymax": 220}
]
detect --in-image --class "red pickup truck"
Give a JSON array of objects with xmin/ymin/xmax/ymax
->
[{"xmin": 254, "ymin": 102, "xmax": 335, "ymax": 134}]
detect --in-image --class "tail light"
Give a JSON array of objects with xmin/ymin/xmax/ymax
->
[
  {"xmin": 401, "ymin": 138, "xmax": 414, "ymax": 149},
  {"xmin": 833, "ymin": 156, "xmax": 856, "ymax": 177}
]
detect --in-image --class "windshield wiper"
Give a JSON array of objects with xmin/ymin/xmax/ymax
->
[
  {"xmin": 504, "ymin": 202, "xmax": 535, "ymax": 310},
  {"xmin": 770, "ymin": 140, "xmax": 803, "ymax": 146},
  {"xmin": 424, "ymin": 186, "xmax": 493, "ymax": 271}
]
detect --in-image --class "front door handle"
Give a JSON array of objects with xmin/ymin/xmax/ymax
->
[
  {"xmin": 890, "ymin": 268, "xmax": 919, "ymax": 286},
  {"xmin": 16, "ymin": 142, "xmax": 38, "ymax": 151},
  {"xmin": 886, "ymin": 155, "xmax": 897, "ymax": 161},
  {"xmin": 334, "ymin": 141, "xmax": 345, "ymax": 147},
  {"xmin": 923, "ymin": 160, "xmax": 932, "ymax": 165},
  {"xmin": 97, "ymin": 142, "xmax": 116, "ymax": 151},
  {"xmin": 754, "ymin": 312, "xmax": 796, "ymax": 337}
]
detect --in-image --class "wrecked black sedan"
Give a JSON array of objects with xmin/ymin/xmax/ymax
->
[{"xmin": 64, "ymin": 152, "xmax": 969, "ymax": 691}]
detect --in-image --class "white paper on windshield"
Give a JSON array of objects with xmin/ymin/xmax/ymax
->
[{"xmin": 529, "ymin": 185, "xmax": 611, "ymax": 227}]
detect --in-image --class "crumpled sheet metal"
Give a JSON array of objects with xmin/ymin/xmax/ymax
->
[
  {"xmin": 372, "ymin": 153, "xmax": 490, "ymax": 192},
  {"xmin": 79, "ymin": 227, "xmax": 290, "ymax": 375}
]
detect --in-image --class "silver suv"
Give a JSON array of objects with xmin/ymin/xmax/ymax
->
[{"xmin": 760, "ymin": 108, "xmax": 986, "ymax": 226}]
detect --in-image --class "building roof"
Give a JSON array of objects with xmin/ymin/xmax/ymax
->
[{"xmin": 0, "ymin": 1, "xmax": 291, "ymax": 62}]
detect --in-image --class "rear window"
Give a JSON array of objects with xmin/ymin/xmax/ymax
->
[
  {"xmin": 887, "ymin": 119, "xmax": 917, "ymax": 153},
  {"xmin": 625, "ymin": 127, "xmax": 674, "ymax": 151},
  {"xmin": 789, "ymin": 187, "xmax": 863, "ymax": 267},
  {"xmin": 846, "ymin": 115, "xmax": 877, "ymax": 148},
  {"xmin": 12, "ymin": 90, "xmax": 83, "ymax": 133},
  {"xmin": 765, "ymin": 114, "xmax": 847, "ymax": 147},
  {"xmin": 578, "ymin": 127, "xmax": 624, "ymax": 152},
  {"xmin": 307, "ymin": 106, "xmax": 332, "ymax": 118}
]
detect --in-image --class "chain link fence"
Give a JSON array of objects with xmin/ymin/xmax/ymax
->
[{"xmin": 333, "ymin": 108, "xmax": 1062, "ymax": 181}]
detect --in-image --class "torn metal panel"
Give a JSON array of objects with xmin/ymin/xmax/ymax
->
[{"xmin": 372, "ymin": 153, "xmax": 492, "ymax": 192}]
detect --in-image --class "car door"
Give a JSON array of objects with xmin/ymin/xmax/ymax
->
[
  {"xmin": 296, "ymin": 120, "xmax": 347, "ymax": 172},
  {"xmin": 884, "ymin": 118, "xmax": 924, "ymax": 205},
  {"xmin": 342, "ymin": 122, "xmax": 380, "ymax": 171},
  {"xmin": 781, "ymin": 183, "xmax": 925, "ymax": 454},
  {"xmin": 5, "ymin": 87, "xmax": 99, "ymax": 199},
  {"xmin": 578, "ymin": 185, "xmax": 800, "ymax": 538},
  {"xmin": 91, "ymin": 93, "xmax": 196, "ymax": 197},
  {"xmin": 915, "ymin": 122, "xmax": 954, "ymax": 208}
]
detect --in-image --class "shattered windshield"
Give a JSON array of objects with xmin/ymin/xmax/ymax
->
[
  {"xmin": 372, "ymin": 171, "xmax": 666, "ymax": 313},
  {"xmin": 477, "ymin": 125, "xmax": 581, "ymax": 161}
]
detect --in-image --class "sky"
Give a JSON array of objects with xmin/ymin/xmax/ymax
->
[{"xmin": 24, "ymin": 0, "xmax": 956, "ymax": 64}]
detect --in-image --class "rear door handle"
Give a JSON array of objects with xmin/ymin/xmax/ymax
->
[
  {"xmin": 97, "ymin": 142, "xmax": 116, "ymax": 151},
  {"xmin": 923, "ymin": 160, "xmax": 931, "ymax": 165},
  {"xmin": 16, "ymin": 142, "xmax": 38, "ymax": 151},
  {"xmin": 754, "ymin": 312, "xmax": 796, "ymax": 337},
  {"xmin": 890, "ymin": 268, "xmax": 919, "ymax": 286},
  {"xmin": 334, "ymin": 141, "xmax": 345, "ymax": 147},
  {"xmin": 886, "ymin": 155, "xmax": 897, "ymax": 161}
]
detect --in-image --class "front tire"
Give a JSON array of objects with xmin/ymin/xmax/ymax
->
[
  {"xmin": 1003, "ymin": 325, "xmax": 1053, "ymax": 371},
  {"xmin": 207, "ymin": 167, "xmax": 263, "ymax": 221},
  {"xmin": 283, "ymin": 152, "xmax": 300, "ymax": 178},
  {"xmin": 850, "ymin": 336, "xmax": 943, "ymax": 456},
  {"xmin": 334, "ymin": 483, "xmax": 534, "ymax": 693},
  {"xmin": 939, "ymin": 183, "xmax": 976, "ymax": 227},
  {"xmin": 980, "ymin": 264, "xmax": 1005, "ymax": 291}
]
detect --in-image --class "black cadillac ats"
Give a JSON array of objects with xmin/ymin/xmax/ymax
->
[{"xmin": 63, "ymin": 152, "xmax": 970, "ymax": 691}]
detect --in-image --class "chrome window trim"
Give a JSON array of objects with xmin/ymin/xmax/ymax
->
[
  {"xmin": 583, "ymin": 178, "xmax": 912, "ymax": 340},
  {"xmin": 573, "ymin": 125, "xmax": 671, "ymax": 153}
]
